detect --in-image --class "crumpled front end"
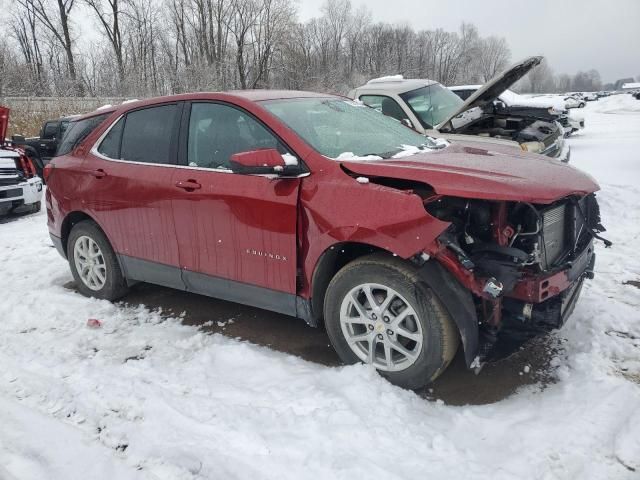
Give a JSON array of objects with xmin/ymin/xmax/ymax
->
[{"xmin": 423, "ymin": 192, "xmax": 607, "ymax": 364}]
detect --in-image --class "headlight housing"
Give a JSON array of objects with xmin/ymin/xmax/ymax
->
[{"xmin": 520, "ymin": 141, "xmax": 545, "ymax": 153}]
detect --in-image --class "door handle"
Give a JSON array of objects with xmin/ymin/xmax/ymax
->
[
  {"xmin": 175, "ymin": 179, "xmax": 202, "ymax": 191},
  {"xmin": 93, "ymin": 169, "xmax": 106, "ymax": 179}
]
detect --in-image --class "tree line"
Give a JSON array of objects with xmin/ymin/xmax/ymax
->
[{"xmin": 0, "ymin": 0, "xmax": 602, "ymax": 98}]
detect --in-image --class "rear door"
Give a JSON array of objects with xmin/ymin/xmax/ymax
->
[
  {"xmin": 171, "ymin": 101, "xmax": 301, "ymax": 314},
  {"xmin": 85, "ymin": 103, "xmax": 184, "ymax": 289}
]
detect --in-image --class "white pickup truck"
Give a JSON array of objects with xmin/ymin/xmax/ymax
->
[
  {"xmin": 1, "ymin": 105, "xmax": 43, "ymax": 215},
  {"xmin": 0, "ymin": 149, "xmax": 43, "ymax": 216}
]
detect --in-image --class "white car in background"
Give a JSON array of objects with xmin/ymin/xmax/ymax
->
[
  {"xmin": 538, "ymin": 94, "xmax": 585, "ymax": 109},
  {"xmin": 350, "ymin": 56, "xmax": 570, "ymax": 161},
  {"xmin": 0, "ymin": 149, "xmax": 43, "ymax": 216}
]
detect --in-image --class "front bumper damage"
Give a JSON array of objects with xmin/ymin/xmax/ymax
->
[
  {"xmin": 420, "ymin": 193, "xmax": 605, "ymax": 368},
  {"xmin": 426, "ymin": 240, "xmax": 596, "ymax": 366}
]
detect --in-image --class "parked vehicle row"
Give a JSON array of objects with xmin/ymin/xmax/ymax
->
[
  {"xmin": 44, "ymin": 84, "xmax": 607, "ymax": 389},
  {"xmin": 0, "ymin": 107, "xmax": 43, "ymax": 216}
]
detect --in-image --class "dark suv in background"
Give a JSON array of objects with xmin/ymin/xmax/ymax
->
[{"xmin": 12, "ymin": 115, "xmax": 79, "ymax": 179}]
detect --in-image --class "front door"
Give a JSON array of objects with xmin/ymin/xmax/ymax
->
[
  {"xmin": 84, "ymin": 102, "xmax": 184, "ymax": 289},
  {"xmin": 171, "ymin": 102, "xmax": 300, "ymax": 314}
]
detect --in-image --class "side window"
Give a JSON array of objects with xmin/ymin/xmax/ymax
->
[
  {"xmin": 97, "ymin": 117, "xmax": 125, "ymax": 159},
  {"xmin": 360, "ymin": 95, "xmax": 409, "ymax": 123},
  {"xmin": 120, "ymin": 104, "xmax": 178, "ymax": 164},
  {"xmin": 188, "ymin": 103, "xmax": 281, "ymax": 170},
  {"xmin": 57, "ymin": 114, "xmax": 110, "ymax": 156},
  {"xmin": 42, "ymin": 122, "xmax": 59, "ymax": 139},
  {"xmin": 59, "ymin": 121, "xmax": 70, "ymax": 137}
]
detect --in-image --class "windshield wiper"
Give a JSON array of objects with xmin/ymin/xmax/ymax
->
[{"xmin": 360, "ymin": 151, "xmax": 396, "ymax": 159}]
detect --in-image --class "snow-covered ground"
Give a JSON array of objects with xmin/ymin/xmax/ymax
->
[{"xmin": 1, "ymin": 95, "xmax": 639, "ymax": 480}]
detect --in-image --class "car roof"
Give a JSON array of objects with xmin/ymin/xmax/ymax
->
[
  {"xmin": 449, "ymin": 85, "xmax": 482, "ymax": 91},
  {"xmin": 354, "ymin": 76, "xmax": 438, "ymax": 94},
  {"xmin": 72, "ymin": 90, "xmax": 341, "ymax": 122}
]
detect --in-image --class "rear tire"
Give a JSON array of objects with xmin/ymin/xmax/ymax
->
[
  {"xmin": 324, "ymin": 254, "xmax": 459, "ymax": 389},
  {"xmin": 67, "ymin": 220, "xmax": 129, "ymax": 301}
]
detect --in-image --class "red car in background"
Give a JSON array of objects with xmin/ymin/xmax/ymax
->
[{"xmin": 45, "ymin": 91, "xmax": 606, "ymax": 389}]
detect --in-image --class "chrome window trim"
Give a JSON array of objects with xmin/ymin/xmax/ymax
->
[{"xmin": 90, "ymin": 113, "xmax": 309, "ymax": 179}]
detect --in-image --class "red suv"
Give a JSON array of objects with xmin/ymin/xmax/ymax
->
[{"xmin": 45, "ymin": 91, "xmax": 606, "ymax": 389}]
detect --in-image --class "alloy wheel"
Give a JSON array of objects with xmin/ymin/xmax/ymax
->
[
  {"xmin": 73, "ymin": 235, "xmax": 107, "ymax": 291},
  {"xmin": 339, "ymin": 283, "xmax": 423, "ymax": 371}
]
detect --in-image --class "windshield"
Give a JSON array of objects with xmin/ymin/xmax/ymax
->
[
  {"xmin": 399, "ymin": 84, "xmax": 464, "ymax": 129},
  {"xmin": 261, "ymin": 98, "xmax": 443, "ymax": 159}
]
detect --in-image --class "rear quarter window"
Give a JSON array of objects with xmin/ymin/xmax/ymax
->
[{"xmin": 56, "ymin": 114, "xmax": 110, "ymax": 156}]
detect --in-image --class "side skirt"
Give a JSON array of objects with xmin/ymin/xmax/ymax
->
[{"xmin": 118, "ymin": 254, "xmax": 311, "ymax": 321}]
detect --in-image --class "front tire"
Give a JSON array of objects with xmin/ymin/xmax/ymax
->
[
  {"xmin": 67, "ymin": 220, "xmax": 129, "ymax": 301},
  {"xmin": 324, "ymin": 255, "xmax": 459, "ymax": 389}
]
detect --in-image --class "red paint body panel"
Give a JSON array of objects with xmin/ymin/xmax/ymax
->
[
  {"xmin": 0, "ymin": 106, "xmax": 9, "ymax": 142},
  {"xmin": 81, "ymin": 157, "xmax": 180, "ymax": 267},
  {"xmin": 297, "ymin": 163, "xmax": 451, "ymax": 297},
  {"xmin": 341, "ymin": 144, "xmax": 599, "ymax": 204},
  {"xmin": 171, "ymin": 169, "xmax": 300, "ymax": 293}
]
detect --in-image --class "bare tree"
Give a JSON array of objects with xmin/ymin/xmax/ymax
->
[
  {"xmin": 83, "ymin": 0, "xmax": 126, "ymax": 86},
  {"xmin": 477, "ymin": 36, "xmax": 510, "ymax": 82},
  {"xmin": 16, "ymin": 0, "xmax": 82, "ymax": 94}
]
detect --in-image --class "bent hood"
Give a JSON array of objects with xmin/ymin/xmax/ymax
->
[
  {"xmin": 437, "ymin": 56, "xmax": 543, "ymax": 132},
  {"xmin": 341, "ymin": 143, "xmax": 598, "ymax": 204}
]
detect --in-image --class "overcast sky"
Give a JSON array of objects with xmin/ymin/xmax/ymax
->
[{"xmin": 297, "ymin": 0, "xmax": 640, "ymax": 83}]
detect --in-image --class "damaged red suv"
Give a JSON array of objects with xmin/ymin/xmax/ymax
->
[{"xmin": 45, "ymin": 91, "xmax": 607, "ymax": 389}]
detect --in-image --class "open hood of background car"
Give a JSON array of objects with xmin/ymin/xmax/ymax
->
[
  {"xmin": 436, "ymin": 56, "xmax": 543, "ymax": 132},
  {"xmin": 341, "ymin": 142, "xmax": 598, "ymax": 204}
]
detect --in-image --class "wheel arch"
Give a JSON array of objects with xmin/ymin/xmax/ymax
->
[
  {"xmin": 60, "ymin": 211, "xmax": 109, "ymax": 259},
  {"xmin": 309, "ymin": 243, "xmax": 479, "ymax": 368},
  {"xmin": 308, "ymin": 242, "xmax": 399, "ymax": 326}
]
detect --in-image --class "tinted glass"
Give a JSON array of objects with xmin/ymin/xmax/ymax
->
[
  {"xmin": 120, "ymin": 104, "xmax": 177, "ymax": 164},
  {"xmin": 97, "ymin": 117, "xmax": 124, "ymax": 159},
  {"xmin": 57, "ymin": 114, "xmax": 110, "ymax": 156},
  {"xmin": 262, "ymin": 98, "xmax": 435, "ymax": 159},
  {"xmin": 42, "ymin": 122, "xmax": 59, "ymax": 139},
  {"xmin": 188, "ymin": 103, "xmax": 280, "ymax": 169},
  {"xmin": 59, "ymin": 120, "xmax": 70, "ymax": 136},
  {"xmin": 399, "ymin": 84, "xmax": 463, "ymax": 129}
]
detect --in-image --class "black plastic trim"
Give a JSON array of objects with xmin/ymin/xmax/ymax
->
[
  {"xmin": 118, "ymin": 255, "xmax": 185, "ymax": 290},
  {"xmin": 117, "ymin": 254, "xmax": 302, "ymax": 319},
  {"xmin": 418, "ymin": 260, "xmax": 479, "ymax": 367},
  {"xmin": 50, "ymin": 233, "xmax": 65, "ymax": 258},
  {"xmin": 183, "ymin": 269, "xmax": 298, "ymax": 317}
]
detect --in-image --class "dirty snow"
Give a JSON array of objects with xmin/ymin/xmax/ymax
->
[{"xmin": 1, "ymin": 94, "xmax": 639, "ymax": 479}]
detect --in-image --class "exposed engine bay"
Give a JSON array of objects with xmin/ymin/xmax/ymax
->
[
  {"xmin": 453, "ymin": 113, "xmax": 562, "ymax": 148},
  {"xmin": 424, "ymin": 193, "xmax": 608, "ymax": 360}
]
